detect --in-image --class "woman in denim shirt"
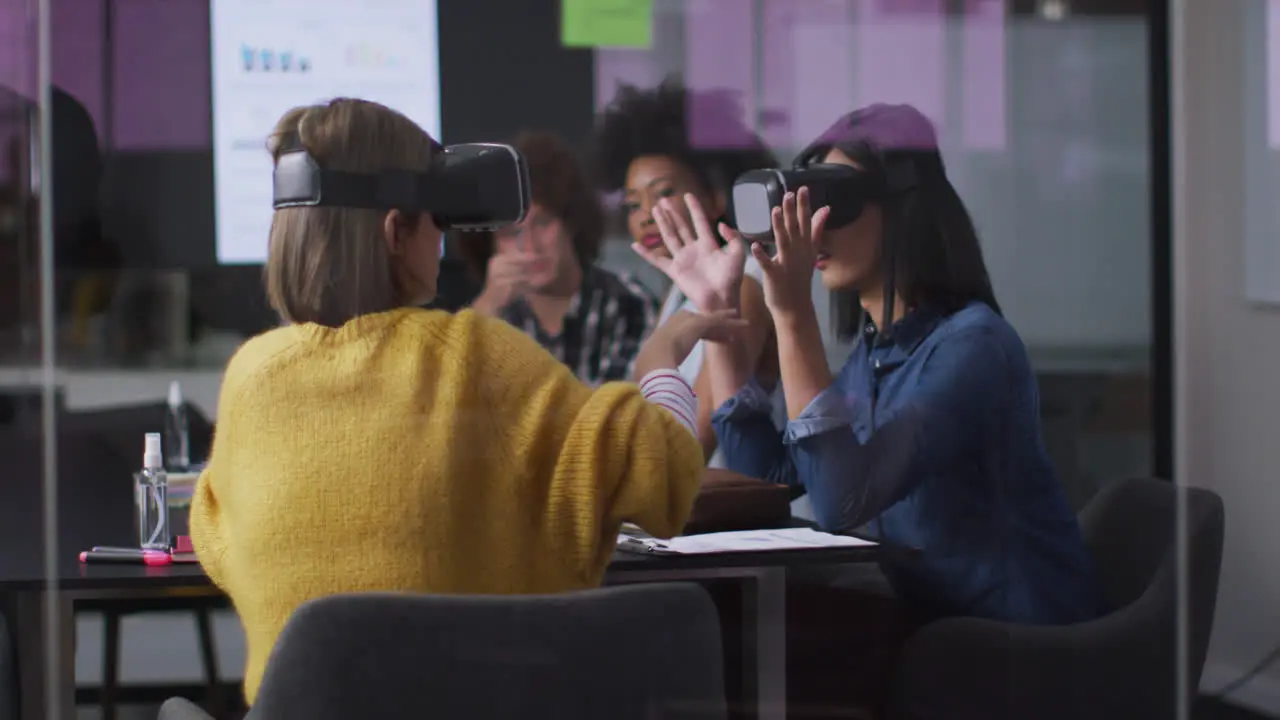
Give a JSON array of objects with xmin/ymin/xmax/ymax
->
[{"xmin": 635, "ymin": 104, "xmax": 1108, "ymax": 717}]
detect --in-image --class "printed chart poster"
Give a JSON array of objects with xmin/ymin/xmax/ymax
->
[{"xmin": 211, "ymin": 0, "xmax": 441, "ymax": 263}]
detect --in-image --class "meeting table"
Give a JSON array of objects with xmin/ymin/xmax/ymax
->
[{"xmin": 0, "ymin": 539, "xmax": 880, "ymax": 720}]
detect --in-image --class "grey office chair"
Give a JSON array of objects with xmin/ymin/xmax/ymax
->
[
  {"xmin": 160, "ymin": 582, "xmax": 726, "ymax": 720},
  {"xmin": 887, "ymin": 477, "xmax": 1225, "ymax": 720}
]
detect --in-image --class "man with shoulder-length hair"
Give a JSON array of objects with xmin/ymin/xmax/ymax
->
[{"xmin": 460, "ymin": 131, "xmax": 658, "ymax": 386}]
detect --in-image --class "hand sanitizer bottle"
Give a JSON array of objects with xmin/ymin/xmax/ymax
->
[
  {"xmin": 165, "ymin": 381, "xmax": 190, "ymax": 471},
  {"xmin": 135, "ymin": 433, "xmax": 170, "ymax": 551}
]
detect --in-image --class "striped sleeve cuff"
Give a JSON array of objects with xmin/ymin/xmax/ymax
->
[{"xmin": 639, "ymin": 369, "xmax": 698, "ymax": 437}]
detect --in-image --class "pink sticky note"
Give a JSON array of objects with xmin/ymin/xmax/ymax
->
[
  {"xmin": 961, "ymin": 0, "xmax": 1007, "ymax": 150},
  {"xmin": 758, "ymin": 0, "xmax": 858, "ymax": 151},
  {"xmin": 594, "ymin": 48, "xmax": 660, "ymax": 111},
  {"xmin": 683, "ymin": 0, "xmax": 757, "ymax": 149},
  {"xmin": 52, "ymin": 0, "xmax": 107, "ymax": 140},
  {"xmin": 112, "ymin": 0, "xmax": 210, "ymax": 149},
  {"xmin": 853, "ymin": 0, "xmax": 947, "ymax": 135}
]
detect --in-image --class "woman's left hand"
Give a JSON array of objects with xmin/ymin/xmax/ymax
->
[
  {"xmin": 751, "ymin": 187, "xmax": 831, "ymax": 319},
  {"xmin": 633, "ymin": 194, "xmax": 747, "ymax": 314}
]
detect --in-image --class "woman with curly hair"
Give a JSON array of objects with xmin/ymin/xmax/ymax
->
[{"xmin": 593, "ymin": 78, "xmax": 785, "ymax": 464}]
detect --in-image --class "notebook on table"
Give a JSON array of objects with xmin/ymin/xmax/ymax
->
[{"xmin": 617, "ymin": 527, "xmax": 876, "ymax": 556}]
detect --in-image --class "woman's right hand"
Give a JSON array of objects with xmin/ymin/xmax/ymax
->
[
  {"xmin": 633, "ymin": 310, "xmax": 748, "ymax": 380},
  {"xmin": 632, "ymin": 194, "xmax": 747, "ymax": 314},
  {"xmin": 472, "ymin": 252, "xmax": 530, "ymax": 316}
]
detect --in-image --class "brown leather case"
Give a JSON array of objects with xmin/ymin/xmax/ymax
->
[{"xmin": 683, "ymin": 468, "xmax": 793, "ymax": 536}]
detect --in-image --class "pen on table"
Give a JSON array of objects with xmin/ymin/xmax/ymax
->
[
  {"xmin": 91, "ymin": 546, "xmax": 170, "ymax": 558},
  {"xmin": 80, "ymin": 549, "xmax": 172, "ymax": 566}
]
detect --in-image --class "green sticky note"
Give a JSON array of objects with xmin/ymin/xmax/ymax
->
[{"xmin": 561, "ymin": 0, "xmax": 653, "ymax": 49}]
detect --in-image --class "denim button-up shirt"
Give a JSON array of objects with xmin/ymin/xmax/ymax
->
[{"xmin": 712, "ymin": 301, "xmax": 1108, "ymax": 624}]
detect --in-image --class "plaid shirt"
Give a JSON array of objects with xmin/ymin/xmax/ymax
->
[{"xmin": 500, "ymin": 266, "xmax": 659, "ymax": 386}]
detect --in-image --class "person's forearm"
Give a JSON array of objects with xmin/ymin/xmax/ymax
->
[
  {"xmin": 702, "ymin": 339, "xmax": 753, "ymax": 412},
  {"xmin": 775, "ymin": 304, "xmax": 834, "ymax": 419},
  {"xmin": 692, "ymin": 366, "xmax": 719, "ymax": 459},
  {"xmin": 713, "ymin": 409, "xmax": 797, "ymax": 487}
]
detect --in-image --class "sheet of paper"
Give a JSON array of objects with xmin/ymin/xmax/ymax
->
[
  {"xmin": 616, "ymin": 527, "xmax": 876, "ymax": 555},
  {"xmin": 560, "ymin": 0, "xmax": 653, "ymax": 49}
]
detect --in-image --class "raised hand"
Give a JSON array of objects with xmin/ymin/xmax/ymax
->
[
  {"xmin": 631, "ymin": 194, "xmax": 747, "ymax": 313},
  {"xmin": 471, "ymin": 252, "xmax": 531, "ymax": 316},
  {"xmin": 750, "ymin": 186, "xmax": 831, "ymax": 318}
]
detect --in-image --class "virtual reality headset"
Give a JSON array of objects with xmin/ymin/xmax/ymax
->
[
  {"xmin": 731, "ymin": 160, "xmax": 916, "ymax": 241},
  {"xmin": 272, "ymin": 141, "xmax": 531, "ymax": 232}
]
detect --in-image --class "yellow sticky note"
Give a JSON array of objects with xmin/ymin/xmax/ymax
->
[{"xmin": 561, "ymin": 0, "xmax": 653, "ymax": 49}]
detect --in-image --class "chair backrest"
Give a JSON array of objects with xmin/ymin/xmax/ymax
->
[
  {"xmin": 0, "ymin": 403, "xmax": 212, "ymax": 554},
  {"xmin": 247, "ymin": 584, "xmax": 726, "ymax": 720},
  {"xmin": 0, "ymin": 426, "xmax": 137, "ymax": 555},
  {"xmin": 1077, "ymin": 477, "xmax": 1225, "ymax": 689}
]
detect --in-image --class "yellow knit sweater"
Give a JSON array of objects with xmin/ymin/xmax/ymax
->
[{"xmin": 190, "ymin": 307, "xmax": 703, "ymax": 705}]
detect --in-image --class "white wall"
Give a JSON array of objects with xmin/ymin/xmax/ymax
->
[{"xmin": 1175, "ymin": 0, "xmax": 1280, "ymax": 714}]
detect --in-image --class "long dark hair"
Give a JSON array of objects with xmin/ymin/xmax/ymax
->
[{"xmin": 799, "ymin": 104, "xmax": 1001, "ymax": 337}]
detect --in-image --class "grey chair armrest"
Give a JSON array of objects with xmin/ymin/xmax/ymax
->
[
  {"xmin": 891, "ymin": 600, "xmax": 1175, "ymax": 720},
  {"xmin": 157, "ymin": 698, "xmax": 216, "ymax": 720}
]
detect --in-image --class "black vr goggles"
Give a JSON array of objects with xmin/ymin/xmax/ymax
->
[
  {"xmin": 730, "ymin": 158, "xmax": 916, "ymax": 242},
  {"xmin": 272, "ymin": 141, "xmax": 531, "ymax": 231}
]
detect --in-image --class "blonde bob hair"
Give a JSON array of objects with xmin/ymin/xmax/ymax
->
[{"xmin": 264, "ymin": 98, "xmax": 439, "ymax": 327}]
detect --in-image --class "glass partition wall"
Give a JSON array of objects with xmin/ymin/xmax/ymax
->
[
  {"xmin": 0, "ymin": 0, "xmax": 1202, "ymax": 718},
  {"xmin": 2, "ymin": 0, "xmax": 66, "ymax": 716}
]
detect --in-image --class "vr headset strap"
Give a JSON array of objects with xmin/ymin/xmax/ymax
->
[{"xmin": 274, "ymin": 153, "xmax": 480, "ymax": 213}]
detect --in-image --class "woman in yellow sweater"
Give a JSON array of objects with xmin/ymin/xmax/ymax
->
[{"xmin": 190, "ymin": 98, "xmax": 744, "ymax": 705}]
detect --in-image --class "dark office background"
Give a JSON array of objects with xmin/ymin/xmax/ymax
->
[{"xmin": 0, "ymin": 0, "xmax": 597, "ymax": 338}]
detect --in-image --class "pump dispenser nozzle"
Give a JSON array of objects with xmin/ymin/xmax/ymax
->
[{"xmin": 143, "ymin": 432, "xmax": 163, "ymax": 470}]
